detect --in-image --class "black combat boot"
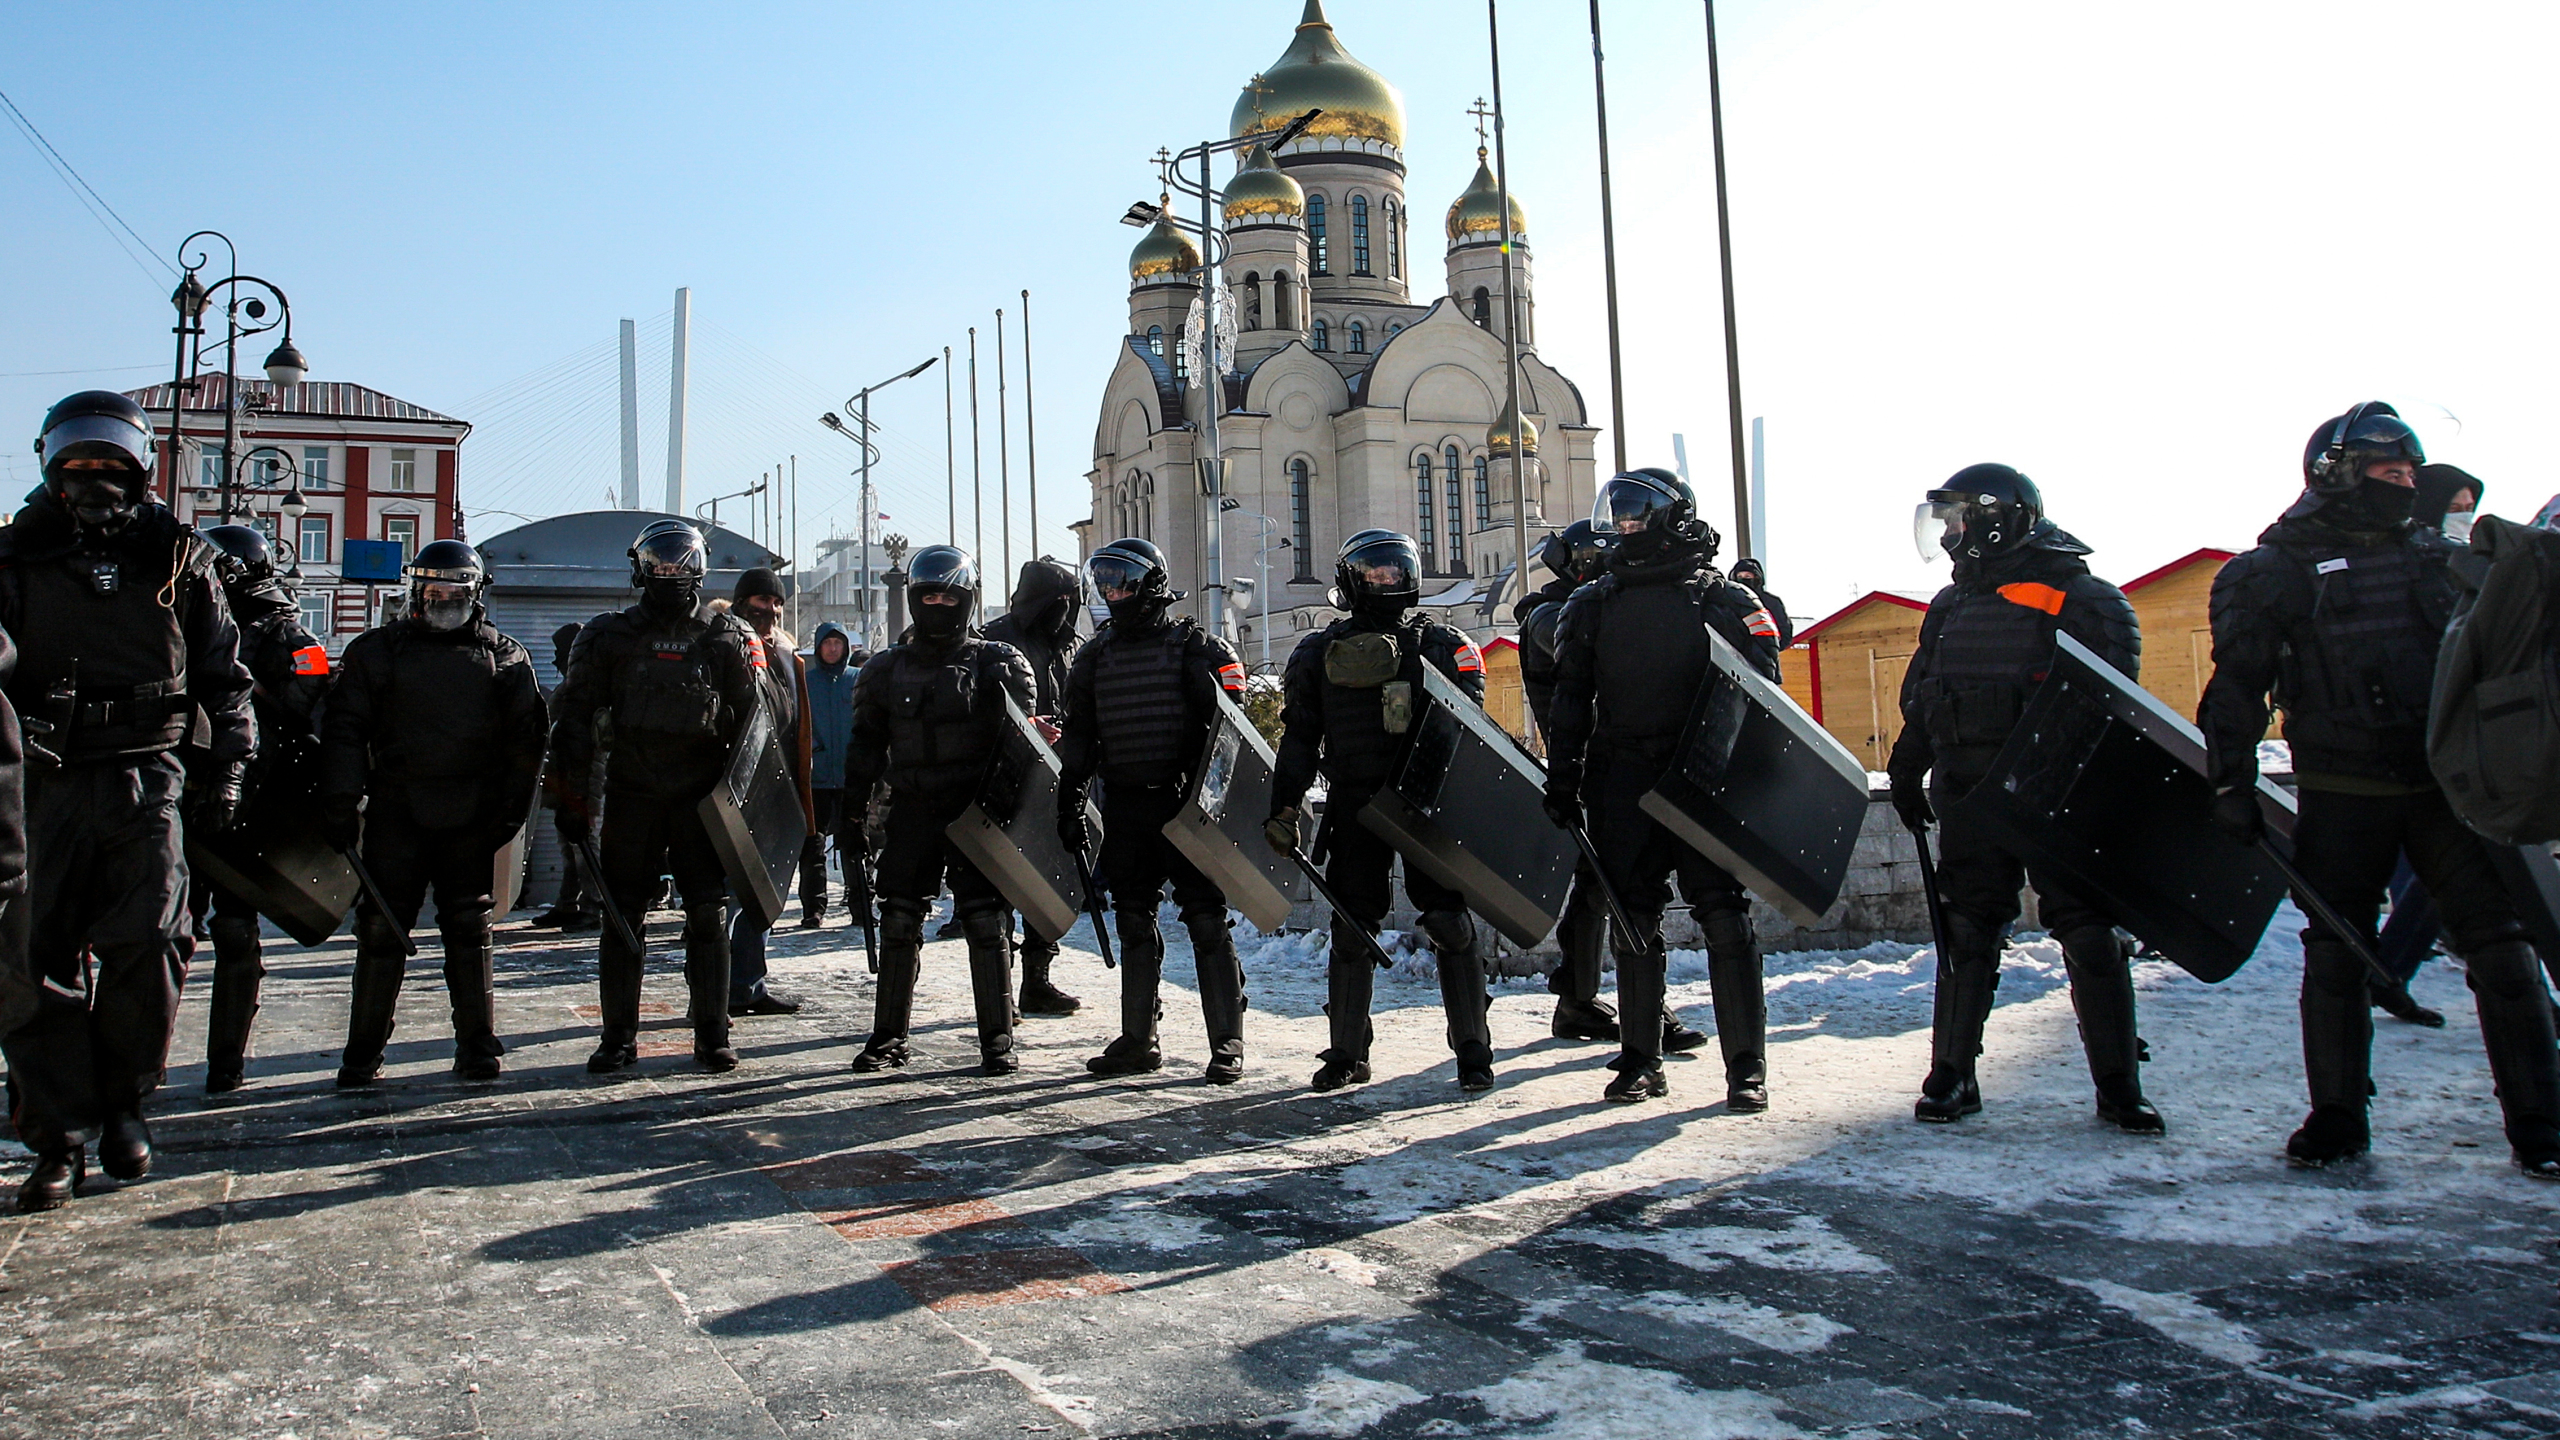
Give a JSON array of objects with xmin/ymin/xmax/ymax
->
[
  {"xmin": 2060, "ymin": 925, "xmax": 2162, "ymax": 1134},
  {"xmin": 1019, "ymin": 930, "xmax": 1081, "ymax": 1017},
  {"xmin": 99, "ymin": 1110, "xmax": 152, "ymax": 1181},
  {"xmin": 684, "ymin": 902, "xmax": 738, "ymax": 1071},
  {"xmin": 204, "ymin": 913, "xmax": 266, "ymax": 1093},
  {"xmin": 1422, "ymin": 910, "xmax": 1495, "ymax": 1092},
  {"xmin": 1187, "ymin": 907, "xmax": 1248, "ymax": 1085},
  {"xmin": 16, "ymin": 1149, "xmax": 81, "ymax": 1213},
  {"xmin": 961, "ymin": 906, "xmax": 1019, "ymax": 1075},
  {"xmin": 1088, "ymin": 912, "xmax": 1165, "ymax": 1076},
  {"xmin": 586, "ymin": 896, "xmax": 645, "ymax": 1074},
  {"xmin": 338, "ymin": 921, "xmax": 409, "ymax": 1087},
  {"xmin": 1702, "ymin": 910, "xmax": 1769, "ymax": 1111},
  {"xmin": 1604, "ymin": 1053, "xmax": 1668, "ymax": 1103},
  {"xmin": 1550, "ymin": 878, "xmax": 1617, "ymax": 1040},
  {"xmin": 1312, "ymin": 921, "xmax": 1377, "ymax": 1091},
  {"xmin": 1914, "ymin": 914, "xmax": 1998, "ymax": 1123},
  {"xmin": 2371, "ymin": 978, "xmax": 2446, "ymax": 1028},
  {"xmin": 853, "ymin": 901, "xmax": 924, "ymax": 1072},
  {"xmin": 2289, "ymin": 937, "xmax": 2375, "ymax": 1166},
  {"xmin": 2464, "ymin": 939, "xmax": 2560, "ymax": 1179},
  {"xmin": 442, "ymin": 917, "xmax": 505, "ymax": 1083}
]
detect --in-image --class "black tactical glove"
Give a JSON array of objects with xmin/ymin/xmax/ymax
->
[
  {"xmin": 1056, "ymin": 789, "xmax": 1091, "ymax": 852},
  {"xmin": 322, "ymin": 795, "xmax": 363, "ymax": 851},
  {"xmin": 1541, "ymin": 772, "xmax": 1581, "ymax": 832},
  {"xmin": 1888, "ymin": 768, "xmax": 1934, "ymax": 831},
  {"xmin": 191, "ymin": 761, "xmax": 246, "ymax": 835},
  {"xmin": 2210, "ymin": 786, "xmax": 2264, "ymax": 846},
  {"xmin": 1264, "ymin": 805, "xmax": 1301, "ymax": 857}
]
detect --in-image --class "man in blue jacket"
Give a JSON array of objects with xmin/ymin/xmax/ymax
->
[{"xmin": 800, "ymin": 621, "xmax": 858, "ymax": 933}]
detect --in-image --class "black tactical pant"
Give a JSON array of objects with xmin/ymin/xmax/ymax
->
[
  {"xmin": 1549, "ymin": 858, "xmax": 1608, "ymax": 1005},
  {"xmin": 867, "ymin": 785, "xmax": 1013, "ymax": 1059},
  {"xmin": 1587, "ymin": 746, "xmax": 1762, "ymax": 1072},
  {"xmin": 1319, "ymin": 788, "xmax": 1487, "ymax": 1066},
  {"xmin": 553, "ymin": 808, "xmax": 593, "ymax": 912},
  {"xmin": 3, "ymin": 757, "xmax": 189, "ymax": 1155},
  {"xmin": 595, "ymin": 790, "xmax": 732, "ymax": 1050},
  {"xmin": 2290, "ymin": 786, "xmax": 2556, "ymax": 1136},
  {"xmin": 1926, "ymin": 770, "xmax": 2139, "ymax": 1096},
  {"xmin": 1099, "ymin": 781, "xmax": 1241, "ymax": 1056},
  {"xmin": 342, "ymin": 803, "xmax": 504, "ymax": 1068}
]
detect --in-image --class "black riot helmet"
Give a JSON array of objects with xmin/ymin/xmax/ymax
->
[
  {"xmin": 1537, "ymin": 518, "xmax": 1609, "ymax": 585},
  {"xmin": 629, "ymin": 518, "xmax": 708, "ymax": 618},
  {"xmin": 906, "ymin": 544, "xmax": 979, "ymax": 640},
  {"xmin": 408, "ymin": 538, "xmax": 485, "ymax": 631},
  {"xmin": 1593, "ymin": 467, "xmax": 1714, "ymax": 562},
  {"xmin": 1331, "ymin": 529, "xmax": 1422, "ymax": 617},
  {"xmin": 2304, "ymin": 401, "xmax": 2424, "ymax": 493},
  {"xmin": 1916, "ymin": 463, "xmax": 2044, "ymax": 563},
  {"xmin": 201, "ymin": 523, "xmax": 277, "ymax": 593},
  {"xmin": 37, "ymin": 389, "xmax": 156, "ymax": 531},
  {"xmin": 1086, "ymin": 536, "xmax": 1178, "ymax": 627}
]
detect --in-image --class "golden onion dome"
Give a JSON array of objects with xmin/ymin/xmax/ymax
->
[
  {"xmin": 1446, "ymin": 150, "xmax": 1527, "ymax": 243},
  {"xmin": 1128, "ymin": 211, "xmax": 1201, "ymax": 283},
  {"xmin": 1223, "ymin": 144, "xmax": 1306, "ymax": 222},
  {"xmin": 1230, "ymin": 1, "xmax": 1407, "ymax": 150},
  {"xmin": 1487, "ymin": 410, "xmax": 1540, "ymax": 456}
]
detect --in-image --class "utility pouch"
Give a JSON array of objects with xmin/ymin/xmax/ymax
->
[
  {"xmin": 1324, "ymin": 631, "xmax": 1402, "ymax": 689},
  {"xmin": 1380, "ymin": 680, "xmax": 1414, "ymax": 735}
]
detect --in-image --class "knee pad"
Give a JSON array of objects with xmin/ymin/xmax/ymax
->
[
  {"xmin": 1418, "ymin": 910, "xmax": 1476, "ymax": 956},
  {"xmin": 958, "ymin": 904, "xmax": 1007, "ymax": 943},
  {"xmin": 2300, "ymin": 938, "xmax": 2372, "ymax": 999},
  {"xmin": 355, "ymin": 908, "xmax": 406, "ymax": 957},
  {"xmin": 879, "ymin": 901, "xmax": 928, "ymax": 945},
  {"xmin": 2464, "ymin": 940, "xmax": 2545, "ymax": 1003},
  {"xmin": 208, "ymin": 914, "xmax": 262, "ymax": 949},
  {"xmin": 1114, "ymin": 906, "xmax": 1163, "ymax": 947},
  {"xmin": 1698, "ymin": 906, "xmax": 1757, "ymax": 959}
]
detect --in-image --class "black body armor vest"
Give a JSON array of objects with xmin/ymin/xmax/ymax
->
[{"xmin": 1090, "ymin": 622, "xmax": 1195, "ymax": 787}]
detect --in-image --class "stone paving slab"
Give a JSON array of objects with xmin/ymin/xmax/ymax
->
[{"xmin": 3, "ymin": 905, "xmax": 2559, "ymax": 1437}]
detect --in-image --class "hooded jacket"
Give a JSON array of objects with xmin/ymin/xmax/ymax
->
[
  {"xmin": 805, "ymin": 620, "xmax": 858, "ymax": 790},
  {"xmin": 979, "ymin": 557, "xmax": 1082, "ymax": 715}
]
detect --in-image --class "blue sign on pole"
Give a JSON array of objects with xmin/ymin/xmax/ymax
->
[{"xmin": 341, "ymin": 538, "xmax": 406, "ymax": 583}]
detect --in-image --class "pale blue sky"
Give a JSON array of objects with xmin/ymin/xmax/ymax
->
[{"xmin": 4, "ymin": 1, "xmax": 2551, "ymax": 614}]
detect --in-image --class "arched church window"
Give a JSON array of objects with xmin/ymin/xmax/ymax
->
[
  {"xmin": 1289, "ymin": 458, "xmax": 1312, "ymax": 578},
  {"xmin": 1415, "ymin": 452, "xmax": 1437, "ymax": 572},
  {"xmin": 1471, "ymin": 288, "xmax": 1490, "ymax": 329},
  {"xmin": 1387, "ymin": 322, "xmax": 1403, "ymax": 340},
  {"xmin": 1348, "ymin": 321, "xmax": 1365, "ymax": 354},
  {"xmin": 1474, "ymin": 454, "xmax": 1491, "ymax": 531},
  {"xmin": 1121, "ymin": 472, "xmax": 1140, "ymax": 536},
  {"xmin": 1308, "ymin": 194, "xmax": 1329, "ymax": 274},
  {"xmin": 1138, "ymin": 472, "xmax": 1156, "ymax": 540},
  {"xmin": 1243, "ymin": 272, "xmax": 1262, "ymax": 331},
  {"xmin": 1384, "ymin": 199, "xmax": 1401, "ymax": 279},
  {"xmin": 1147, "ymin": 325, "xmax": 1164, "ymax": 357},
  {"xmin": 1351, "ymin": 194, "xmax": 1371, "ymax": 276},
  {"xmin": 1311, "ymin": 319, "xmax": 1329, "ymax": 352},
  {"xmin": 1445, "ymin": 444, "xmax": 1465, "ymax": 570},
  {"xmin": 1275, "ymin": 271, "xmax": 1295, "ymax": 331}
]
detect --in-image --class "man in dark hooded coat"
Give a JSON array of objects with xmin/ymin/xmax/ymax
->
[{"xmin": 979, "ymin": 556, "xmax": 1084, "ymax": 1016}]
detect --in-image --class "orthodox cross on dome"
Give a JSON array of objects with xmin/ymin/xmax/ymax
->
[
  {"xmin": 1467, "ymin": 96, "xmax": 1495, "ymax": 156},
  {"xmin": 1152, "ymin": 147, "xmax": 1176, "ymax": 195},
  {"xmin": 1243, "ymin": 72, "xmax": 1276, "ymax": 130}
]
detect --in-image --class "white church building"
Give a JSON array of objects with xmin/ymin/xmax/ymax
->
[{"xmin": 1081, "ymin": 0, "xmax": 1600, "ymax": 659}]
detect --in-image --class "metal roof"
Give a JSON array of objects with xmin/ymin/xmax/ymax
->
[{"xmin": 125, "ymin": 375, "xmax": 464, "ymax": 426}]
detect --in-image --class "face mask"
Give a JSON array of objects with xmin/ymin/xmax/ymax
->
[
  {"xmin": 1105, "ymin": 593, "xmax": 1163, "ymax": 628},
  {"xmin": 912, "ymin": 594, "xmax": 969, "ymax": 639},
  {"xmin": 642, "ymin": 578, "xmax": 700, "ymax": 619},
  {"xmin": 2441, "ymin": 512, "xmax": 2477, "ymax": 543},
  {"xmin": 57, "ymin": 471, "xmax": 136, "ymax": 531},
  {"xmin": 420, "ymin": 596, "xmax": 473, "ymax": 632},
  {"xmin": 2354, "ymin": 476, "xmax": 2416, "ymax": 527}
]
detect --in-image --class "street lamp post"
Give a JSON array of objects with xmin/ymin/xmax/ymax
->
[
  {"xmin": 226, "ymin": 443, "xmax": 312, "ymax": 577},
  {"xmin": 1219, "ymin": 498, "xmax": 1288, "ymax": 671},
  {"xmin": 822, "ymin": 355, "xmax": 937, "ymax": 648},
  {"xmin": 1123, "ymin": 106, "xmax": 1320, "ymax": 642},
  {"xmin": 162, "ymin": 230, "xmax": 307, "ymax": 516}
]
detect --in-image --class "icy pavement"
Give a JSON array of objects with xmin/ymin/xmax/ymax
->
[{"xmin": 3, "ymin": 897, "xmax": 2557, "ymax": 1438}]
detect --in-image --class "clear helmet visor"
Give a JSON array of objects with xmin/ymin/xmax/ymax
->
[
  {"xmin": 1340, "ymin": 534, "xmax": 1420, "ymax": 596},
  {"xmin": 633, "ymin": 531, "xmax": 706, "ymax": 579},
  {"xmin": 1592, "ymin": 476, "xmax": 1675, "ymax": 535},
  {"xmin": 1914, "ymin": 498, "xmax": 1968, "ymax": 563},
  {"xmin": 41, "ymin": 414, "xmax": 154, "ymax": 473},
  {"xmin": 1084, "ymin": 552, "xmax": 1153, "ymax": 601}
]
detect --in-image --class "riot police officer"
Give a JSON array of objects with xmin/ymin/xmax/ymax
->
[
  {"xmin": 1055, "ymin": 538, "xmax": 1250, "ymax": 1083},
  {"xmin": 198, "ymin": 523, "xmax": 333, "ymax": 1092},
  {"xmin": 982, "ymin": 556, "xmax": 1085, "ymax": 1017},
  {"xmin": 549, "ymin": 520, "xmax": 763, "ymax": 1074},
  {"xmin": 1267, "ymin": 530, "xmax": 1493, "ymax": 1094},
  {"xmin": 1727, "ymin": 558, "xmax": 1794, "ymax": 649},
  {"xmin": 1887, "ymin": 465, "xmax": 2157, "ymax": 1132},
  {"xmin": 323, "ymin": 540, "xmax": 546, "ymax": 1085},
  {"xmin": 3, "ymin": 391, "xmax": 253, "ymax": 1211},
  {"xmin": 2199, "ymin": 405, "xmax": 2560, "ymax": 1176},
  {"xmin": 1546, "ymin": 470, "xmax": 1782, "ymax": 1106},
  {"xmin": 1518, "ymin": 519, "xmax": 1710, "ymax": 1050},
  {"xmin": 843, "ymin": 546, "xmax": 1037, "ymax": 1075}
]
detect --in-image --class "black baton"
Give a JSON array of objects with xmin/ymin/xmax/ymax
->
[
  {"xmin": 566, "ymin": 831, "xmax": 648, "ymax": 960},
  {"xmin": 1906, "ymin": 819, "xmax": 1955, "ymax": 967},
  {"xmin": 1281, "ymin": 842, "xmax": 1400, "ymax": 971},
  {"xmin": 333, "ymin": 842, "xmax": 419, "ymax": 958},
  {"xmin": 2257, "ymin": 838, "xmax": 2400, "ymax": 990},
  {"xmin": 1565, "ymin": 822, "xmax": 1652, "ymax": 957}
]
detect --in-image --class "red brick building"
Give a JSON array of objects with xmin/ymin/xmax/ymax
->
[{"xmin": 125, "ymin": 375, "xmax": 469, "ymax": 649}]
